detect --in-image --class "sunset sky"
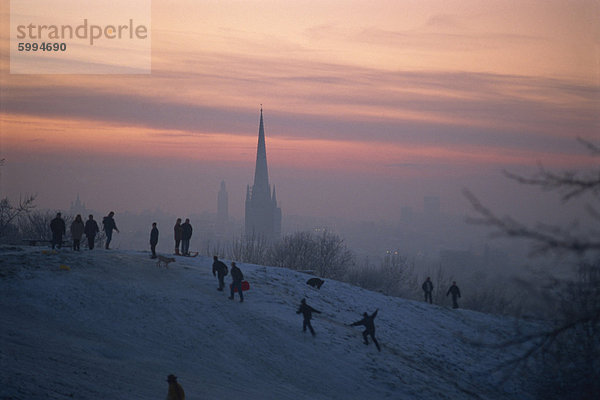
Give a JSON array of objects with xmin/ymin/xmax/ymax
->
[{"xmin": 1, "ymin": 0, "xmax": 598, "ymax": 223}]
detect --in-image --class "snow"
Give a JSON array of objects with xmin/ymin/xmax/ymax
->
[{"xmin": 1, "ymin": 246, "xmax": 540, "ymax": 399}]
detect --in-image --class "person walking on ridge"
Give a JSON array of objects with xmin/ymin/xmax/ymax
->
[
  {"xmin": 447, "ymin": 281, "xmax": 461, "ymax": 309},
  {"xmin": 180, "ymin": 218, "xmax": 192, "ymax": 256},
  {"xmin": 150, "ymin": 222, "xmax": 159, "ymax": 259},
  {"xmin": 102, "ymin": 211, "xmax": 119, "ymax": 249},
  {"xmin": 84, "ymin": 214, "xmax": 99, "ymax": 250},
  {"xmin": 50, "ymin": 212, "xmax": 66, "ymax": 250},
  {"xmin": 70, "ymin": 214, "xmax": 85, "ymax": 251},
  {"xmin": 422, "ymin": 277, "xmax": 434, "ymax": 304},
  {"xmin": 173, "ymin": 218, "xmax": 182, "ymax": 255}
]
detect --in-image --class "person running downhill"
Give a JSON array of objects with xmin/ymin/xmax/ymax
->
[{"xmin": 350, "ymin": 309, "xmax": 381, "ymax": 352}]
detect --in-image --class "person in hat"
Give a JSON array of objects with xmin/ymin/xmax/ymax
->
[{"xmin": 166, "ymin": 374, "xmax": 185, "ymax": 400}]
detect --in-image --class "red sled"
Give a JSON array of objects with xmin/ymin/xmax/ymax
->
[{"xmin": 230, "ymin": 281, "xmax": 250, "ymax": 292}]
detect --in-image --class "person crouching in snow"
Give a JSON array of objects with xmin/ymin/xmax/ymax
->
[
  {"xmin": 212, "ymin": 256, "xmax": 228, "ymax": 291},
  {"xmin": 296, "ymin": 298, "xmax": 321, "ymax": 336},
  {"xmin": 166, "ymin": 374, "xmax": 185, "ymax": 400},
  {"xmin": 350, "ymin": 309, "xmax": 381, "ymax": 352}
]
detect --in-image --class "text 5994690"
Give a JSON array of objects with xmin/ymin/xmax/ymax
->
[{"xmin": 18, "ymin": 42, "xmax": 67, "ymax": 52}]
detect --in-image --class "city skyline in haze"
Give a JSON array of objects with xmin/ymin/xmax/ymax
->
[{"xmin": 1, "ymin": 0, "xmax": 598, "ymax": 226}]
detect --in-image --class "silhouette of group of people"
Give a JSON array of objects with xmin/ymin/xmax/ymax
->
[
  {"xmin": 212, "ymin": 256, "xmax": 245, "ymax": 302},
  {"xmin": 421, "ymin": 277, "xmax": 462, "ymax": 309},
  {"xmin": 173, "ymin": 218, "xmax": 193, "ymax": 256},
  {"xmin": 49, "ymin": 211, "xmax": 119, "ymax": 250},
  {"xmin": 145, "ymin": 218, "xmax": 196, "ymax": 259},
  {"xmin": 296, "ymin": 297, "xmax": 381, "ymax": 351}
]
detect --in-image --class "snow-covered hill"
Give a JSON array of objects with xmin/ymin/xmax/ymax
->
[{"xmin": 1, "ymin": 246, "xmax": 540, "ymax": 399}]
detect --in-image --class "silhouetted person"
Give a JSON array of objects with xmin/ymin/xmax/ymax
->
[
  {"xmin": 50, "ymin": 212, "xmax": 66, "ymax": 250},
  {"xmin": 350, "ymin": 309, "xmax": 381, "ymax": 351},
  {"xmin": 422, "ymin": 277, "xmax": 434, "ymax": 304},
  {"xmin": 84, "ymin": 214, "xmax": 99, "ymax": 249},
  {"xmin": 212, "ymin": 256, "xmax": 228, "ymax": 291},
  {"xmin": 181, "ymin": 218, "xmax": 192, "ymax": 256},
  {"xmin": 228, "ymin": 261, "xmax": 244, "ymax": 302},
  {"xmin": 297, "ymin": 298, "xmax": 321, "ymax": 336},
  {"xmin": 102, "ymin": 211, "xmax": 119, "ymax": 249},
  {"xmin": 447, "ymin": 281, "xmax": 461, "ymax": 309},
  {"xmin": 150, "ymin": 222, "xmax": 159, "ymax": 259},
  {"xmin": 166, "ymin": 374, "xmax": 185, "ymax": 400},
  {"xmin": 174, "ymin": 218, "xmax": 182, "ymax": 255},
  {"xmin": 70, "ymin": 214, "xmax": 85, "ymax": 251}
]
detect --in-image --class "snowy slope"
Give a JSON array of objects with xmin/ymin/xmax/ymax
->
[{"xmin": 0, "ymin": 246, "xmax": 540, "ymax": 400}]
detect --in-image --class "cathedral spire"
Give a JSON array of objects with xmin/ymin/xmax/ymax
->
[
  {"xmin": 245, "ymin": 106, "xmax": 282, "ymax": 240},
  {"xmin": 252, "ymin": 106, "xmax": 270, "ymax": 202}
]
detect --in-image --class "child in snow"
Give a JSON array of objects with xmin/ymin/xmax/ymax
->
[
  {"xmin": 350, "ymin": 309, "xmax": 381, "ymax": 352},
  {"xmin": 296, "ymin": 298, "xmax": 321, "ymax": 336}
]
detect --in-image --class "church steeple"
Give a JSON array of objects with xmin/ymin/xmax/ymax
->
[
  {"xmin": 252, "ymin": 106, "xmax": 271, "ymax": 203},
  {"xmin": 245, "ymin": 106, "xmax": 282, "ymax": 240}
]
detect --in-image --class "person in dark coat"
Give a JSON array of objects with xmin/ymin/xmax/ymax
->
[
  {"xmin": 296, "ymin": 298, "xmax": 321, "ymax": 336},
  {"xmin": 228, "ymin": 261, "xmax": 244, "ymax": 302},
  {"xmin": 180, "ymin": 218, "xmax": 192, "ymax": 256},
  {"xmin": 84, "ymin": 214, "xmax": 99, "ymax": 250},
  {"xmin": 102, "ymin": 211, "xmax": 119, "ymax": 249},
  {"xmin": 212, "ymin": 256, "xmax": 228, "ymax": 291},
  {"xmin": 70, "ymin": 214, "xmax": 85, "ymax": 251},
  {"xmin": 50, "ymin": 212, "xmax": 66, "ymax": 250},
  {"xmin": 166, "ymin": 374, "xmax": 185, "ymax": 400},
  {"xmin": 422, "ymin": 277, "xmax": 434, "ymax": 304},
  {"xmin": 447, "ymin": 281, "xmax": 461, "ymax": 309},
  {"xmin": 150, "ymin": 222, "xmax": 159, "ymax": 259},
  {"xmin": 350, "ymin": 309, "xmax": 381, "ymax": 352},
  {"xmin": 173, "ymin": 218, "xmax": 182, "ymax": 255}
]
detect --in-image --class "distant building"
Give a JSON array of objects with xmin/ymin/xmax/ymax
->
[
  {"xmin": 217, "ymin": 180, "xmax": 229, "ymax": 226},
  {"xmin": 69, "ymin": 194, "xmax": 87, "ymax": 216},
  {"xmin": 245, "ymin": 107, "xmax": 282, "ymax": 241}
]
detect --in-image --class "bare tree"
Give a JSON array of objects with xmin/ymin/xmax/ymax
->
[
  {"xmin": 313, "ymin": 230, "xmax": 354, "ymax": 279},
  {"xmin": 0, "ymin": 195, "xmax": 37, "ymax": 242},
  {"xmin": 229, "ymin": 231, "xmax": 270, "ymax": 265},
  {"xmin": 465, "ymin": 139, "xmax": 600, "ymax": 399}
]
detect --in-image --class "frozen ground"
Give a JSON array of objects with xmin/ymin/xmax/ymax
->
[{"xmin": 0, "ymin": 246, "xmax": 541, "ymax": 399}]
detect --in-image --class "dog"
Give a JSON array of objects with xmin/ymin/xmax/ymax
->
[
  {"xmin": 157, "ymin": 255, "xmax": 176, "ymax": 268},
  {"xmin": 306, "ymin": 277, "xmax": 325, "ymax": 289}
]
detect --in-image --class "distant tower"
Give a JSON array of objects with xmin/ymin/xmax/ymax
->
[
  {"xmin": 245, "ymin": 107, "xmax": 282, "ymax": 240},
  {"xmin": 70, "ymin": 193, "xmax": 86, "ymax": 215},
  {"xmin": 217, "ymin": 180, "xmax": 229, "ymax": 225}
]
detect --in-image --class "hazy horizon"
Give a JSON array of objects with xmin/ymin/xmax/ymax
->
[{"xmin": 1, "ymin": 0, "xmax": 598, "ymax": 227}]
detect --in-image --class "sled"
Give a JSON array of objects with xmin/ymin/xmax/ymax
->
[{"xmin": 230, "ymin": 281, "xmax": 250, "ymax": 292}]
